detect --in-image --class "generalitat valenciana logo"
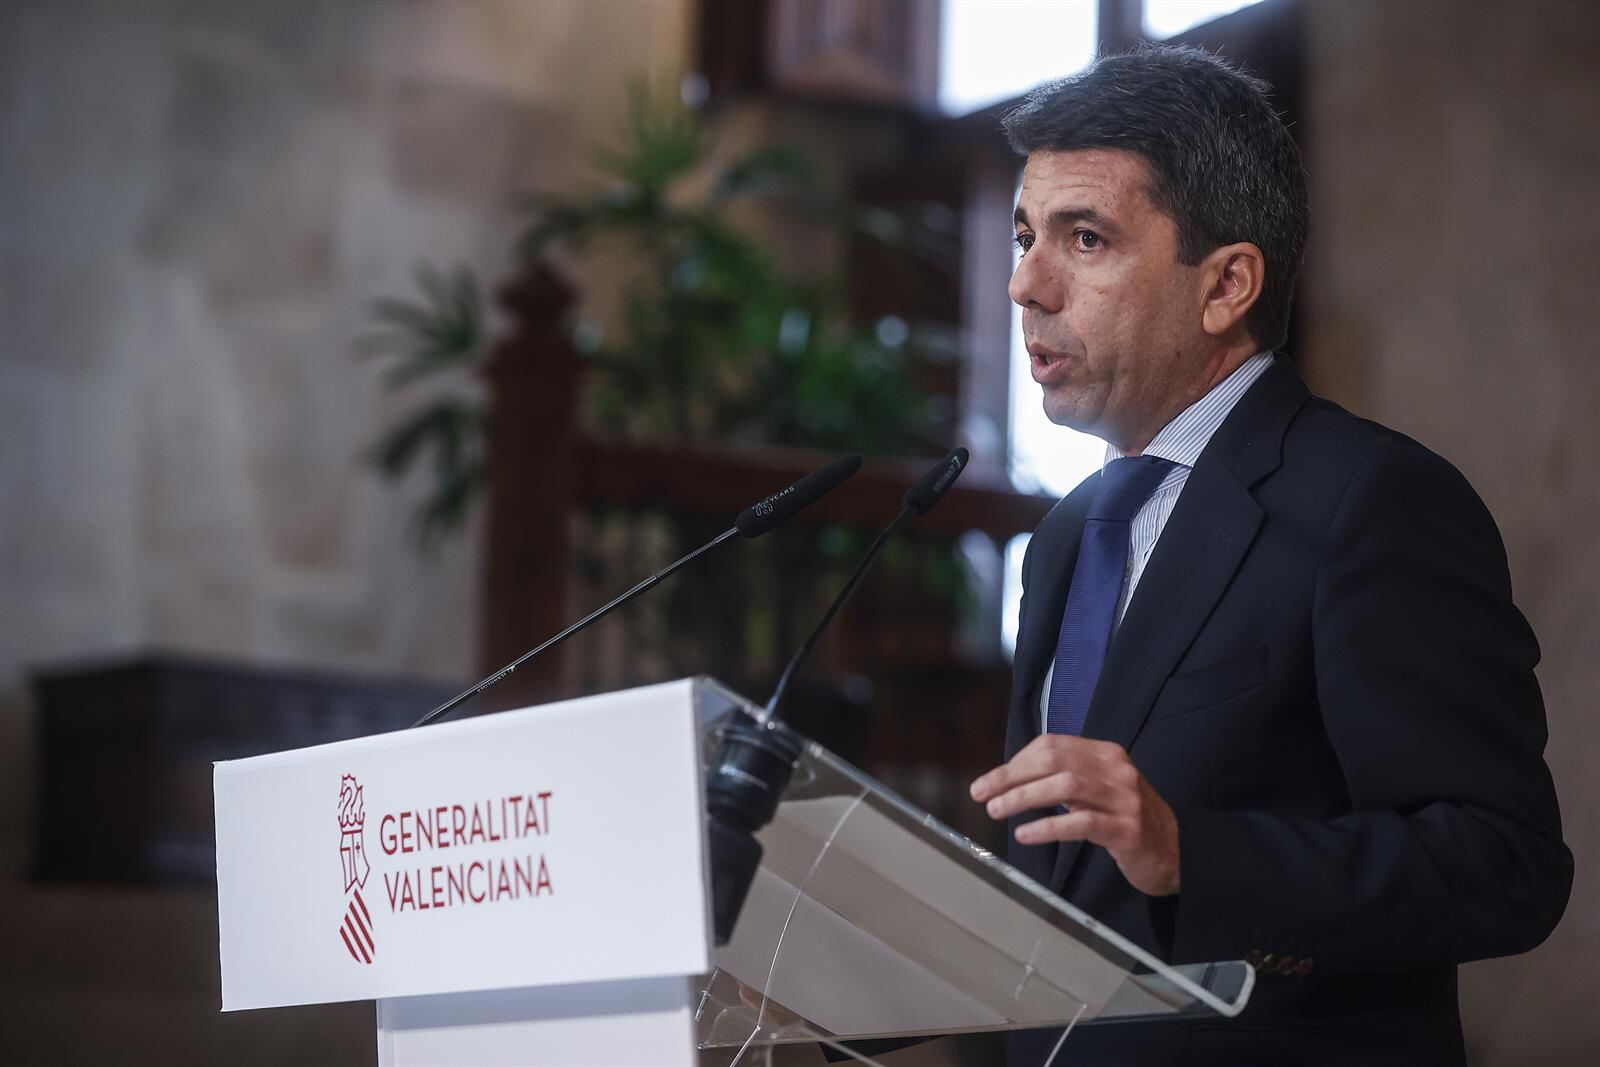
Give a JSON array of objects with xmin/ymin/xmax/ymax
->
[{"xmin": 337, "ymin": 774, "xmax": 376, "ymax": 964}]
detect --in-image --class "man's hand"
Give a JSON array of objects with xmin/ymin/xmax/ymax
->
[{"xmin": 970, "ymin": 735, "xmax": 1180, "ymax": 897}]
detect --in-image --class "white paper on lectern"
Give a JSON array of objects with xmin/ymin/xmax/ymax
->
[{"xmin": 214, "ymin": 679, "xmax": 710, "ymax": 1011}]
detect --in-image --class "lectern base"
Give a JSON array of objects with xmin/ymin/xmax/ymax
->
[{"xmin": 377, "ymin": 976, "xmax": 697, "ymax": 1066}]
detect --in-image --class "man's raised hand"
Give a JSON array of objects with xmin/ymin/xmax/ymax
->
[{"xmin": 970, "ymin": 734, "xmax": 1181, "ymax": 897}]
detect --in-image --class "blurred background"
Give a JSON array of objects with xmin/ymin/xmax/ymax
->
[{"xmin": 1, "ymin": 0, "xmax": 1595, "ymax": 1063}]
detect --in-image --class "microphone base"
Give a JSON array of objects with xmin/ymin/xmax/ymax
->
[
  {"xmin": 705, "ymin": 715, "xmax": 803, "ymax": 945},
  {"xmin": 708, "ymin": 817, "xmax": 763, "ymax": 947}
]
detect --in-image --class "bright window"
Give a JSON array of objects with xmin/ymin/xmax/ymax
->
[
  {"xmin": 938, "ymin": 0, "xmax": 1098, "ymax": 115},
  {"xmin": 1001, "ymin": 532, "xmax": 1030, "ymax": 655},
  {"xmin": 1143, "ymin": 0, "xmax": 1265, "ymax": 39}
]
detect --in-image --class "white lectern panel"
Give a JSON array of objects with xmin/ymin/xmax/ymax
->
[{"xmin": 214, "ymin": 679, "xmax": 710, "ymax": 1012}]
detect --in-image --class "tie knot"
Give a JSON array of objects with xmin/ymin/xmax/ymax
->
[{"xmin": 1087, "ymin": 456, "xmax": 1175, "ymax": 522}]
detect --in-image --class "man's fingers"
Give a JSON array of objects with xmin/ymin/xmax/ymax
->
[
  {"xmin": 970, "ymin": 738, "xmax": 1062, "ymax": 799},
  {"xmin": 1013, "ymin": 809, "xmax": 1115, "ymax": 846},
  {"xmin": 970, "ymin": 756, "xmax": 1032, "ymax": 802},
  {"xmin": 970, "ymin": 735, "xmax": 1128, "ymax": 802},
  {"xmin": 983, "ymin": 770, "xmax": 1118, "ymax": 820}
]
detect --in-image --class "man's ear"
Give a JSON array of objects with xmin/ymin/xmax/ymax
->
[{"xmin": 1200, "ymin": 242, "xmax": 1265, "ymax": 338}]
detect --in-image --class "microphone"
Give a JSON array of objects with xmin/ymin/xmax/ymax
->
[
  {"xmin": 706, "ymin": 447, "xmax": 968, "ymax": 944},
  {"xmin": 736, "ymin": 454, "xmax": 862, "ymax": 538},
  {"xmin": 903, "ymin": 446, "xmax": 969, "ymax": 516},
  {"xmin": 409, "ymin": 454, "xmax": 863, "ymax": 729}
]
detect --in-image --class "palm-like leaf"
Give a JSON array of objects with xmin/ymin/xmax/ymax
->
[
  {"xmin": 366, "ymin": 83, "xmax": 961, "ymax": 556},
  {"xmin": 364, "ymin": 264, "xmax": 483, "ymax": 387},
  {"xmin": 362, "ymin": 265, "xmax": 489, "ymax": 544},
  {"xmin": 591, "ymin": 81, "xmax": 701, "ymax": 192}
]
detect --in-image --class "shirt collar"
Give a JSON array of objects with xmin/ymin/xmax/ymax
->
[{"xmin": 1104, "ymin": 351, "xmax": 1275, "ymax": 471}]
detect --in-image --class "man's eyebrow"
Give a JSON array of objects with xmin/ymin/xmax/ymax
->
[{"xmin": 1013, "ymin": 205, "xmax": 1113, "ymax": 230}]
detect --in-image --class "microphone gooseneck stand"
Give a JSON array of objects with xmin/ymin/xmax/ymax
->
[
  {"xmin": 411, "ymin": 528, "xmax": 738, "ymax": 729},
  {"xmin": 409, "ymin": 454, "xmax": 863, "ymax": 729}
]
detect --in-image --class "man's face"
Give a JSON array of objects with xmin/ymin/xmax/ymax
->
[{"xmin": 1009, "ymin": 148, "xmax": 1208, "ymax": 448}]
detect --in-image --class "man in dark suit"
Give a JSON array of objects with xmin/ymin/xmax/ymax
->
[{"xmin": 968, "ymin": 47, "xmax": 1571, "ymax": 1065}]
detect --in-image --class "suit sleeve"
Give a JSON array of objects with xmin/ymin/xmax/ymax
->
[{"xmin": 1169, "ymin": 440, "xmax": 1572, "ymax": 973}]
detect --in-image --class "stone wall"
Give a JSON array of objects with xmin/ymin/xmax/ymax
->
[
  {"xmin": 1303, "ymin": 1, "xmax": 1600, "ymax": 1062},
  {"xmin": 0, "ymin": 0, "xmax": 691, "ymax": 875}
]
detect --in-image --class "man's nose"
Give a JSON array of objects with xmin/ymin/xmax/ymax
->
[{"xmin": 1008, "ymin": 251, "xmax": 1057, "ymax": 313}]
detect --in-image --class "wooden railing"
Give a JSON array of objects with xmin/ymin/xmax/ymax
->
[{"xmin": 479, "ymin": 262, "xmax": 1052, "ymax": 698}]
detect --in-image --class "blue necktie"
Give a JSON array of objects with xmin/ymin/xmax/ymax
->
[{"xmin": 1046, "ymin": 456, "xmax": 1175, "ymax": 736}]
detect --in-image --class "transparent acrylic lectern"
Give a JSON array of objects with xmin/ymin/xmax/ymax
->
[{"xmin": 691, "ymin": 679, "xmax": 1253, "ymax": 1065}]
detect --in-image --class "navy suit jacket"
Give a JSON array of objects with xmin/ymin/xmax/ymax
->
[{"xmin": 1004, "ymin": 356, "xmax": 1571, "ymax": 1066}]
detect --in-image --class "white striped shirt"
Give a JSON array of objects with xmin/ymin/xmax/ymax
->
[{"xmin": 1039, "ymin": 351, "xmax": 1275, "ymax": 730}]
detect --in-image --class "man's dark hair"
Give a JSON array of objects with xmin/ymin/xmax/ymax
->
[{"xmin": 1002, "ymin": 45, "xmax": 1309, "ymax": 350}]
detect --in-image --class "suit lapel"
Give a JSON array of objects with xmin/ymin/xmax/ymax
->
[
  {"xmin": 1084, "ymin": 464, "xmax": 1263, "ymax": 751},
  {"xmin": 1046, "ymin": 356, "xmax": 1310, "ymax": 892}
]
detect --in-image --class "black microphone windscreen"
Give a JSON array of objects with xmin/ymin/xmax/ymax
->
[
  {"xmin": 736, "ymin": 454, "xmax": 862, "ymax": 538},
  {"xmin": 903, "ymin": 447, "xmax": 969, "ymax": 515}
]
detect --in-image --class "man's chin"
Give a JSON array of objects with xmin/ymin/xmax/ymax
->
[{"xmin": 1041, "ymin": 395, "xmax": 1105, "ymax": 438}]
